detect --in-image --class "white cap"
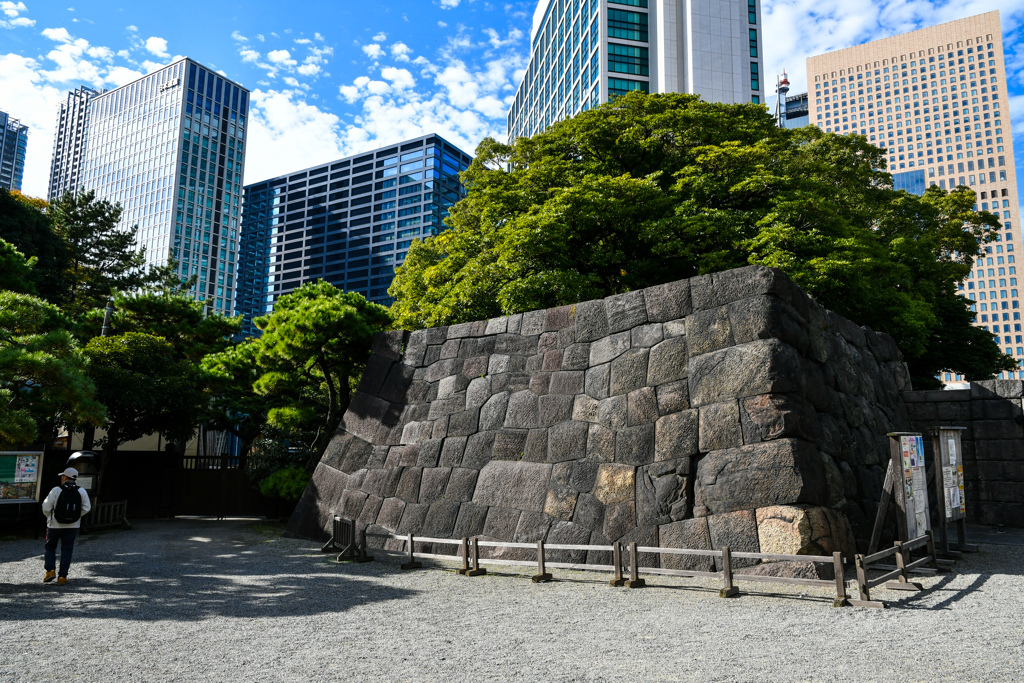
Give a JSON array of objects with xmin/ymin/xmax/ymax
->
[{"xmin": 61, "ymin": 467, "xmax": 78, "ymax": 479}]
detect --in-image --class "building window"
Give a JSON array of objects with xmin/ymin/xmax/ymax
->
[
  {"xmin": 748, "ymin": 0, "xmax": 757, "ymax": 24},
  {"xmin": 608, "ymin": 9, "xmax": 648, "ymax": 42},
  {"xmin": 608, "ymin": 78, "xmax": 649, "ymax": 99},
  {"xmin": 608, "ymin": 0, "xmax": 647, "ymax": 5},
  {"xmin": 750, "ymin": 62, "xmax": 759, "ymax": 92},
  {"xmin": 749, "ymin": 29, "xmax": 758, "ymax": 58},
  {"xmin": 608, "ymin": 43, "xmax": 649, "ymax": 76}
]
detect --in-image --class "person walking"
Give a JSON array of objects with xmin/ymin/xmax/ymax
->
[{"xmin": 41, "ymin": 467, "xmax": 91, "ymax": 585}]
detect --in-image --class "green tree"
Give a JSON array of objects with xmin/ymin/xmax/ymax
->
[
  {"xmin": 82, "ymin": 332, "xmax": 205, "ymax": 467},
  {"xmin": 252, "ymin": 281, "xmax": 392, "ymax": 468},
  {"xmin": 0, "ymin": 289, "xmax": 105, "ymax": 448},
  {"xmin": 201, "ymin": 339, "xmax": 270, "ymax": 462},
  {"xmin": 0, "ymin": 239, "xmax": 38, "ymax": 295},
  {"xmin": 49, "ymin": 190, "xmax": 150, "ymax": 316},
  {"xmin": 0, "ymin": 190, "xmax": 68, "ymax": 302},
  {"xmin": 390, "ymin": 92, "xmax": 1009, "ymax": 388}
]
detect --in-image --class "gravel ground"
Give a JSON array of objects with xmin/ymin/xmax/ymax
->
[{"xmin": 1, "ymin": 519, "xmax": 1022, "ymax": 682}]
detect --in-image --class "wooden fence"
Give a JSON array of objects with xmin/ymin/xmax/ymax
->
[
  {"xmin": 83, "ymin": 499, "xmax": 131, "ymax": 531},
  {"xmin": 323, "ymin": 517, "xmax": 942, "ymax": 609}
]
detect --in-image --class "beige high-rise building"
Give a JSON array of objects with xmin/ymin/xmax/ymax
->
[{"xmin": 807, "ymin": 11, "xmax": 1020, "ymax": 382}]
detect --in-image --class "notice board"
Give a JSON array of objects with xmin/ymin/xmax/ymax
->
[
  {"xmin": 896, "ymin": 434, "xmax": 931, "ymax": 539},
  {"xmin": 0, "ymin": 451, "xmax": 45, "ymax": 504}
]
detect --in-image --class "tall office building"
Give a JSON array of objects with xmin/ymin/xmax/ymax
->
[
  {"xmin": 508, "ymin": 0, "xmax": 764, "ymax": 140},
  {"xmin": 78, "ymin": 58, "xmax": 249, "ymax": 314},
  {"xmin": 235, "ymin": 135, "xmax": 471, "ymax": 336},
  {"xmin": 0, "ymin": 110, "xmax": 28, "ymax": 192},
  {"xmin": 806, "ymin": 12, "xmax": 1020, "ymax": 380},
  {"xmin": 48, "ymin": 86, "xmax": 102, "ymax": 201}
]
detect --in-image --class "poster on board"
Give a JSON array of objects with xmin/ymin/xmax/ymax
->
[
  {"xmin": 898, "ymin": 435, "xmax": 931, "ymax": 539},
  {"xmin": 0, "ymin": 452, "xmax": 45, "ymax": 503}
]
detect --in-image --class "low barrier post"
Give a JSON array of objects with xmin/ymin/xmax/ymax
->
[
  {"xmin": 609, "ymin": 542, "xmax": 625, "ymax": 587},
  {"xmin": 400, "ymin": 532, "xmax": 422, "ymax": 570},
  {"xmin": 886, "ymin": 541, "xmax": 922, "ymax": 591},
  {"xmin": 719, "ymin": 546, "xmax": 738, "ymax": 598},
  {"xmin": 355, "ymin": 527, "xmax": 374, "ymax": 563},
  {"xmin": 532, "ymin": 539, "xmax": 553, "ymax": 583},
  {"xmin": 456, "ymin": 537, "xmax": 470, "ymax": 575},
  {"xmin": 925, "ymin": 530, "xmax": 943, "ymax": 572},
  {"xmin": 625, "ymin": 542, "xmax": 645, "ymax": 589},
  {"xmin": 466, "ymin": 537, "xmax": 487, "ymax": 576},
  {"xmin": 832, "ymin": 552, "xmax": 849, "ymax": 607}
]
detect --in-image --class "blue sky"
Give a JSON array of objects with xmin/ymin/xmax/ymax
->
[{"xmin": 1, "ymin": 0, "xmax": 1022, "ymax": 204}]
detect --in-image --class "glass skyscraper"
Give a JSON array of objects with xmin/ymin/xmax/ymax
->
[
  {"xmin": 508, "ymin": 0, "xmax": 764, "ymax": 141},
  {"xmin": 77, "ymin": 57, "xmax": 249, "ymax": 314},
  {"xmin": 48, "ymin": 85, "xmax": 102, "ymax": 201},
  {"xmin": 235, "ymin": 134, "xmax": 471, "ymax": 336},
  {"xmin": 0, "ymin": 110, "xmax": 28, "ymax": 192}
]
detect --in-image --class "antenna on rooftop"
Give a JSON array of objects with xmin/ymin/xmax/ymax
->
[{"xmin": 775, "ymin": 70, "xmax": 790, "ymax": 128}]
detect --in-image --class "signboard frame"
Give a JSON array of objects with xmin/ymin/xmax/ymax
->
[
  {"xmin": 0, "ymin": 451, "xmax": 46, "ymax": 505},
  {"xmin": 930, "ymin": 426, "xmax": 977, "ymax": 555}
]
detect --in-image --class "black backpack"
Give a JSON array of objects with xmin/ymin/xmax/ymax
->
[{"xmin": 53, "ymin": 482, "xmax": 82, "ymax": 524}]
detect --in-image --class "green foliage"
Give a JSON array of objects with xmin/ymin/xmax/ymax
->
[
  {"xmin": 49, "ymin": 190, "xmax": 150, "ymax": 316},
  {"xmin": 257, "ymin": 465, "xmax": 311, "ymax": 502},
  {"xmin": 82, "ymin": 332, "xmax": 204, "ymax": 453},
  {"xmin": 0, "ymin": 190, "xmax": 68, "ymax": 302},
  {"xmin": 251, "ymin": 281, "xmax": 392, "ymax": 465},
  {"xmin": 202, "ymin": 339, "xmax": 270, "ymax": 459},
  {"xmin": 0, "ymin": 291, "xmax": 104, "ymax": 448},
  {"xmin": 0, "ymin": 240, "xmax": 38, "ymax": 295},
  {"xmin": 390, "ymin": 92, "xmax": 1010, "ymax": 387}
]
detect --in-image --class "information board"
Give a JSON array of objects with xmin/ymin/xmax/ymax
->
[
  {"xmin": 897, "ymin": 434, "xmax": 931, "ymax": 539},
  {"xmin": 933, "ymin": 428, "xmax": 967, "ymax": 521},
  {"xmin": 0, "ymin": 451, "xmax": 45, "ymax": 504}
]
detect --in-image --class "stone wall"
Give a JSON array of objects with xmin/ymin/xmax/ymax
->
[
  {"xmin": 286, "ymin": 265, "xmax": 916, "ymax": 565},
  {"xmin": 904, "ymin": 381, "xmax": 1024, "ymax": 526}
]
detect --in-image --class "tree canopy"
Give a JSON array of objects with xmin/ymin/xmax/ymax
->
[{"xmin": 389, "ymin": 92, "xmax": 1011, "ymax": 387}]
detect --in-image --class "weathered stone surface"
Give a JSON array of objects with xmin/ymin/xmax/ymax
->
[
  {"xmin": 627, "ymin": 387, "xmax": 658, "ymax": 426},
  {"xmin": 707, "ymin": 510, "xmax": 760, "ymax": 569},
  {"xmin": 698, "ymin": 401, "xmax": 743, "ymax": 452},
  {"xmin": 610, "ymin": 348, "xmax": 650, "ymax": 396},
  {"xmin": 504, "ymin": 391, "xmax": 540, "ymax": 429},
  {"xmin": 545, "ymin": 485, "xmax": 578, "ymax": 521},
  {"xmin": 439, "ymin": 437, "xmax": 467, "ymax": 468},
  {"xmin": 616, "ymin": 424, "xmax": 655, "ymax": 466},
  {"xmin": 548, "ymin": 420, "xmax": 589, "ymax": 462},
  {"xmin": 585, "ymin": 363, "xmax": 611, "ymax": 400},
  {"xmin": 755, "ymin": 505, "xmax": 855, "ymax": 560},
  {"xmin": 482, "ymin": 506, "xmax": 521, "ymax": 540},
  {"xmin": 689, "ymin": 339, "xmax": 804, "ymax": 408},
  {"xmin": 606, "ymin": 291, "xmax": 648, "ymax": 333},
  {"xmin": 419, "ymin": 468, "xmax": 451, "ymax": 504},
  {"xmin": 575, "ymin": 299, "xmax": 609, "ymax": 342},
  {"xmin": 647, "ymin": 336, "xmax": 688, "ymax": 387},
  {"xmin": 593, "ymin": 463, "xmax": 636, "ymax": 505},
  {"xmin": 694, "ymin": 439, "xmax": 828, "ymax": 515},
  {"xmin": 587, "ymin": 423, "xmax": 616, "ymax": 462},
  {"xmin": 539, "ymin": 394, "xmax": 574, "ymax": 426},
  {"xmin": 598, "ymin": 395, "xmax": 628, "ymax": 431},
  {"xmin": 655, "ymin": 410, "xmax": 699, "ymax": 461},
  {"xmin": 562, "ymin": 343, "xmax": 591, "ymax": 371},
  {"xmin": 590, "ymin": 332, "xmax": 631, "ymax": 365},
  {"xmin": 492, "ymin": 429, "xmax": 529, "ymax": 460},
  {"xmin": 396, "ymin": 467, "xmax": 423, "ymax": 502},
  {"xmin": 473, "ymin": 461, "xmax": 552, "ymax": 511},
  {"xmin": 687, "ymin": 306, "xmax": 733, "ymax": 357},
  {"xmin": 445, "ymin": 468, "xmax": 479, "ymax": 502},
  {"xmin": 659, "ymin": 518, "xmax": 714, "ymax": 571},
  {"xmin": 645, "ymin": 279, "xmax": 691, "ymax": 323},
  {"xmin": 479, "ymin": 392, "xmax": 510, "ymax": 432},
  {"xmin": 656, "ymin": 380, "xmax": 690, "ymax": 415},
  {"xmin": 572, "ymin": 394, "xmax": 600, "ymax": 422},
  {"xmin": 461, "ymin": 431, "xmax": 497, "ymax": 469},
  {"xmin": 603, "ymin": 500, "xmax": 637, "ymax": 541},
  {"xmin": 739, "ymin": 394, "xmax": 813, "ymax": 444},
  {"xmin": 376, "ymin": 497, "xmax": 406, "ymax": 531},
  {"xmin": 452, "ymin": 502, "xmax": 488, "ymax": 537}
]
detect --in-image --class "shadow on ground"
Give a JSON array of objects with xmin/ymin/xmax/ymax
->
[{"xmin": 0, "ymin": 519, "xmax": 417, "ymax": 622}]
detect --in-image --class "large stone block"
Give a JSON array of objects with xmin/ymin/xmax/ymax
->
[
  {"xmin": 590, "ymin": 332, "xmax": 631, "ymax": 365},
  {"xmin": 615, "ymin": 423, "xmax": 655, "ymax": 466},
  {"xmin": 645, "ymin": 279, "xmax": 691, "ymax": 323},
  {"xmin": 473, "ymin": 461, "xmax": 553, "ymax": 511},
  {"xmin": 688, "ymin": 339, "xmax": 804, "ymax": 408},
  {"xmin": 755, "ymin": 505, "xmax": 855, "ymax": 560},
  {"xmin": 694, "ymin": 439, "xmax": 828, "ymax": 515},
  {"xmin": 659, "ymin": 518, "xmax": 714, "ymax": 571},
  {"xmin": 593, "ymin": 463, "xmax": 635, "ymax": 505},
  {"xmin": 686, "ymin": 306, "xmax": 733, "ymax": 357},
  {"xmin": 445, "ymin": 468, "xmax": 479, "ymax": 502},
  {"xmin": 707, "ymin": 510, "xmax": 760, "ymax": 569},
  {"xmin": 654, "ymin": 410, "xmax": 699, "ymax": 461},
  {"xmin": 610, "ymin": 348, "xmax": 650, "ymax": 395},
  {"xmin": 548, "ymin": 421, "xmax": 589, "ymax": 462},
  {"xmin": 574, "ymin": 299, "xmax": 609, "ymax": 342},
  {"xmin": 627, "ymin": 387, "xmax": 658, "ymax": 426},
  {"xmin": 606, "ymin": 290, "xmax": 648, "ymax": 333},
  {"xmin": 698, "ymin": 401, "xmax": 743, "ymax": 452},
  {"xmin": 647, "ymin": 336, "xmax": 688, "ymax": 387},
  {"xmin": 504, "ymin": 390, "xmax": 540, "ymax": 429}
]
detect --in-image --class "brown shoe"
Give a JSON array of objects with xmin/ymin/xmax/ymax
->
[
  {"xmin": 43, "ymin": 570, "xmax": 56, "ymax": 583},
  {"xmin": 57, "ymin": 576, "xmax": 67, "ymax": 585}
]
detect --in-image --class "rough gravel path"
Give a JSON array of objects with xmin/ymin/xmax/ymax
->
[{"xmin": 1, "ymin": 519, "xmax": 1021, "ymax": 682}]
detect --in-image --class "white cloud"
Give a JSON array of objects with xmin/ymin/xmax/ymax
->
[
  {"xmin": 106, "ymin": 65, "xmax": 143, "ymax": 86},
  {"xmin": 267, "ymin": 49, "xmax": 297, "ymax": 66},
  {"xmin": 1, "ymin": 1, "xmax": 27, "ymax": 16},
  {"xmin": 231, "ymin": 30, "xmax": 247, "ymax": 42},
  {"xmin": 484, "ymin": 27, "xmax": 523, "ymax": 50},
  {"xmin": 126, "ymin": 24, "xmax": 137, "ymax": 31},
  {"xmin": 145, "ymin": 36, "xmax": 169, "ymax": 59},
  {"xmin": 256, "ymin": 33, "xmax": 265, "ymax": 42},
  {"xmin": 294, "ymin": 38, "xmax": 312, "ymax": 45},
  {"xmin": 240, "ymin": 48, "xmax": 260, "ymax": 63},
  {"xmin": 0, "ymin": 0, "xmax": 31, "ymax": 26},
  {"xmin": 0, "ymin": 53, "xmax": 63, "ymax": 196},
  {"xmin": 437, "ymin": 21, "xmax": 448, "ymax": 28},
  {"xmin": 297, "ymin": 63, "xmax": 321, "ymax": 76},
  {"xmin": 381, "ymin": 67, "xmax": 415, "ymax": 91},
  {"xmin": 41, "ymin": 26, "xmax": 72, "ymax": 42},
  {"xmin": 439, "ymin": 0, "xmax": 461, "ymax": 8},
  {"xmin": 362, "ymin": 43, "xmax": 384, "ymax": 59},
  {"xmin": 391, "ymin": 42, "xmax": 413, "ymax": 62},
  {"xmin": 372, "ymin": 31, "xmax": 387, "ymax": 42},
  {"xmin": 86, "ymin": 46, "xmax": 112, "ymax": 60}
]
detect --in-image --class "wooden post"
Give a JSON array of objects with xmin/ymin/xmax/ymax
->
[
  {"xmin": 719, "ymin": 546, "xmax": 739, "ymax": 598},
  {"xmin": 466, "ymin": 537, "xmax": 487, "ymax": 576},
  {"xmin": 848, "ymin": 555, "xmax": 886, "ymax": 609},
  {"xmin": 925, "ymin": 529, "xmax": 943, "ymax": 572},
  {"xmin": 456, "ymin": 537, "xmax": 470, "ymax": 575},
  {"xmin": 532, "ymin": 539, "xmax": 552, "ymax": 583},
  {"xmin": 868, "ymin": 460, "xmax": 894, "ymax": 555},
  {"xmin": 625, "ymin": 542, "xmax": 645, "ymax": 588},
  {"xmin": 355, "ymin": 527, "xmax": 373, "ymax": 562},
  {"xmin": 609, "ymin": 542, "xmax": 626, "ymax": 587},
  {"xmin": 831, "ymin": 552, "xmax": 848, "ymax": 607},
  {"xmin": 885, "ymin": 541, "xmax": 922, "ymax": 591},
  {"xmin": 401, "ymin": 532, "xmax": 422, "ymax": 570}
]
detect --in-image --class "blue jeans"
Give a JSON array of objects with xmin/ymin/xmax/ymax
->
[{"xmin": 44, "ymin": 528, "xmax": 79, "ymax": 578}]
